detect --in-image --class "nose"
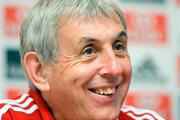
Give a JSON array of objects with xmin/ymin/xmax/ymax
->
[{"xmin": 99, "ymin": 50, "xmax": 122, "ymax": 78}]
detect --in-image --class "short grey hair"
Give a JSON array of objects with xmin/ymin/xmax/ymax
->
[{"xmin": 20, "ymin": 0, "xmax": 127, "ymax": 64}]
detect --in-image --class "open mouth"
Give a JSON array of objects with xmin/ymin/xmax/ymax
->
[{"xmin": 88, "ymin": 86, "xmax": 118, "ymax": 96}]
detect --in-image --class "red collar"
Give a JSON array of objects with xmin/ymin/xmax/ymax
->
[
  {"xmin": 29, "ymin": 89, "xmax": 134, "ymax": 120},
  {"xmin": 29, "ymin": 89, "xmax": 55, "ymax": 120},
  {"xmin": 119, "ymin": 110, "xmax": 134, "ymax": 120}
]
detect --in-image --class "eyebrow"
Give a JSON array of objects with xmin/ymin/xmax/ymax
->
[
  {"xmin": 114, "ymin": 31, "xmax": 127, "ymax": 40},
  {"xmin": 79, "ymin": 37, "xmax": 100, "ymax": 45},
  {"xmin": 79, "ymin": 30, "xmax": 127, "ymax": 44}
]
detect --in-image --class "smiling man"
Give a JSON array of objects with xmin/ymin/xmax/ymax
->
[{"xmin": 0, "ymin": 0, "xmax": 164, "ymax": 120}]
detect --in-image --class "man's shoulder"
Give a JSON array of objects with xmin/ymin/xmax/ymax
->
[
  {"xmin": 120, "ymin": 106, "xmax": 165, "ymax": 120},
  {"xmin": 0, "ymin": 93, "xmax": 39, "ymax": 120}
]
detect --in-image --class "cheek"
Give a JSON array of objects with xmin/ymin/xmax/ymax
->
[
  {"xmin": 48, "ymin": 64, "xmax": 97, "ymax": 107},
  {"xmin": 68, "ymin": 63, "xmax": 101, "ymax": 86},
  {"xmin": 122, "ymin": 59, "xmax": 132, "ymax": 77},
  {"xmin": 123, "ymin": 61, "xmax": 132, "ymax": 88},
  {"xmin": 49, "ymin": 61, "xmax": 99, "ymax": 90}
]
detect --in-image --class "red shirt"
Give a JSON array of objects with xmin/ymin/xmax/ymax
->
[{"xmin": 0, "ymin": 89, "xmax": 164, "ymax": 120}]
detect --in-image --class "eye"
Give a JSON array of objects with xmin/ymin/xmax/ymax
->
[
  {"xmin": 113, "ymin": 41, "xmax": 126, "ymax": 52},
  {"xmin": 81, "ymin": 46, "xmax": 96, "ymax": 56}
]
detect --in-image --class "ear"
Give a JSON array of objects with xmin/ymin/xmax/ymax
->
[{"xmin": 23, "ymin": 51, "xmax": 50, "ymax": 91}]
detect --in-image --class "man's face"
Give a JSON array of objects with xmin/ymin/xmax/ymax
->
[{"xmin": 44, "ymin": 17, "xmax": 132, "ymax": 120}]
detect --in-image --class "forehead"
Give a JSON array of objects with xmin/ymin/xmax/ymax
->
[
  {"xmin": 59, "ymin": 11, "xmax": 124, "ymax": 29},
  {"xmin": 59, "ymin": 16, "xmax": 124, "ymax": 39}
]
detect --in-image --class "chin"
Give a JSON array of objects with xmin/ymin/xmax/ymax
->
[{"xmin": 92, "ymin": 108, "xmax": 120, "ymax": 120}]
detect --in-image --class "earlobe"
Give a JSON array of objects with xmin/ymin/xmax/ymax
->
[{"xmin": 23, "ymin": 52, "xmax": 50, "ymax": 91}]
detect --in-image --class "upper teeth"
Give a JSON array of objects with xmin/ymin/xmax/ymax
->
[{"xmin": 93, "ymin": 87, "xmax": 116, "ymax": 95}]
